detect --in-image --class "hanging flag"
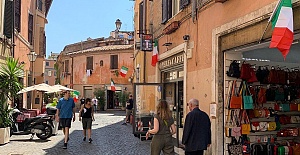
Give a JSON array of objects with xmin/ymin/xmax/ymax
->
[
  {"xmin": 120, "ymin": 66, "xmax": 128, "ymax": 77},
  {"xmin": 269, "ymin": 0, "xmax": 293, "ymax": 59},
  {"xmin": 110, "ymin": 78, "xmax": 116, "ymax": 91},
  {"xmin": 151, "ymin": 40, "xmax": 158, "ymax": 67}
]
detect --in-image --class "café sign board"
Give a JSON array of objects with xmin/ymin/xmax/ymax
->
[{"xmin": 159, "ymin": 53, "xmax": 184, "ymax": 70}]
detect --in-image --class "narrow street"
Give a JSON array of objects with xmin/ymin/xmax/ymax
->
[{"xmin": 0, "ymin": 111, "xmax": 184, "ymax": 155}]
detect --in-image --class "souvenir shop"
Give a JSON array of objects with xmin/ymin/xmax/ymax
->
[{"xmin": 223, "ymin": 32, "xmax": 300, "ymax": 155}]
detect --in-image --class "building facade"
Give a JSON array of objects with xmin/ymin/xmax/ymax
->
[
  {"xmin": 58, "ymin": 28, "xmax": 135, "ymax": 110},
  {"xmin": 44, "ymin": 52, "xmax": 58, "ymax": 86},
  {"xmin": 0, "ymin": 0, "xmax": 12, "ymax": 66},
  {"xmin": 134, "ymin": 0, "xmax": 300, "ymax": 154}
]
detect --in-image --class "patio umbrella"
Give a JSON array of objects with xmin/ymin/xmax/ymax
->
[
  {"xmin": 52, "ymin": 84, "xmax": 73, "ymax": 91},
  {"xmin": 17, "ymin": 83, "xmax": 57, "ymax": 94}
]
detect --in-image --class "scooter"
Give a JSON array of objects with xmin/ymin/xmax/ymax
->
[{"xmin": 10, "ymin": 108, "xmax": 54, "ymax": 140}]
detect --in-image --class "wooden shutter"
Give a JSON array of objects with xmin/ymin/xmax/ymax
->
[
  {"xmin": 4, "ymin": 0, "xmax": 13, "ymax": 38},
  {"xmin": 139, "ymin": 2, "xmax": 143, "ymax": 37},
  {"xmin": 162, "ymin": 0, "xmax": 168, "ymax": 23},
  {"xmin": 86, "ymin": 56, "xmax": 93, "ymax": 70},
  {"xmin": 110, "ymin": 55, "xmax": 118, "ymax": 69},
  {"xmin": 15, "ymin": 0, "xmax": 21, "ymax": 32},
  {"xmin": 180, "ymin": 0, "xmax": 190, "ymax": 9},
  {"xmin": 28, "ymin": 14, "xmax": 33, "ymax": 45},
  {"xmin": 65, "ymin": 60, "xmax": 69, "ymax": 73}
]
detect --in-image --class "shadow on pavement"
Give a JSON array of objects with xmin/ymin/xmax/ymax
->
[{"xmin": 10, "ymin": 139, "xmax": 50, "ymax": 143}]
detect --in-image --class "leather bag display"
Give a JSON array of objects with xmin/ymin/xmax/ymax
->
[
  {"xmin": 247, "ymin": 67, "xmax": 258, "ymax": 83},
  {"xmin": 240, "ymin": 62, "xmax": 251, "ymax": 80},
  {"xmin": 229, "ymin": 80, "xmax": 242, "ymax": 109},
  {"xmin": 267, "ymin": 122, "xmax": 276, "ymax": 131},
  {"xmin": 228, "ymin": 137, "xmax": 243, "ymax": 155},
  {"xmin": 240, "ymin": 110, "xmax": 251, "ymax": 135}
]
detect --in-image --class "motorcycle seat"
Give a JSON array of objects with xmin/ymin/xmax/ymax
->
[{"xmin": 23, "ymin": 117, "xmax": 42, "ymax": 125}]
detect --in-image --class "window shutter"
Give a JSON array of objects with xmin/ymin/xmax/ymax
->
[
  {"xmin": 65, "ymin": 60, "xmax": 69, "ymax": 72},
  {"xmin": 180, "ymin": 0, "xmax": 190, "ymax": 10},
  {"xmin": 28, "ymin": 14, "xmax": 33, "ymax": 45},
  {"xmin": 113, "ymin": 55, "xmax": 118, "ymax": 69},
  {"xmin": 139, "ymin": 2, "xmax": 143, "ymax": 37},
  {"xmin": 4, "ymin": 0, "xmax": 13, "ymax": 38},
  {"xmin": 86, "ymin": 56, "xmax": 93, "ymax": 70},
  {"xmin": 15, "ymin": 0, "xmax": 21, "ymax": 32}
]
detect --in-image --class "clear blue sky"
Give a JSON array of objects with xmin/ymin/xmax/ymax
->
[{"xmin": 45, "ymin": 0, "xmax": 134, "ymax": 56}]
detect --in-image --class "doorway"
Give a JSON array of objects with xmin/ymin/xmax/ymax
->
[{"xmin": 107, "ymin": 90, "xmax": 115, "ymax": 109}]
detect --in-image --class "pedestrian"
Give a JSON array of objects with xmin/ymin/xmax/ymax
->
[
  {"xmin": 92, "ymin": 96, "xmax": 98, "ymax": 113},
  {"xmin": 55, "ymin": 90, "xmax": 76, "ymax": 149},
  {"xmin": 146, "ymin": 100, "xmax": 176, "ymax": 155},
  {"xmin": 80, "ymin": 96, "xmax": 86, "ymax": 106},
  {"xmin": 182, "ymin": 99, "xmax": 211, "ymax": 155},
  {"xmin": 79, "ymin": 98, "xmax": 95, "ymax": 143},
  {"xmin": 122, "ymin": 94, "xmax": 133, "ymax": 125}
]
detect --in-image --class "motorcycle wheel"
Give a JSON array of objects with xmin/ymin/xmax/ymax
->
[{"xmin": 36, "ymin": 124, "xmax": 53, "ymax": 140}]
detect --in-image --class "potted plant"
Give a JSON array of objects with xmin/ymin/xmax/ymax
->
[
  {"xmin": 94, "ymin": 88, "xmax": 106, "ymax": 111},
  {"xmin": 0, "ymin": 58, "xmax": 24, "ymax": 145},
  {"xmin": 117, "ymin": 91, "xmax": 129, "ymax": 110}
]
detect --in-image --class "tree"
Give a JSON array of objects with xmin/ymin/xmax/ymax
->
[{"xmin": 94, "ymin": 88, "xmax": 106, "ymax": 110}]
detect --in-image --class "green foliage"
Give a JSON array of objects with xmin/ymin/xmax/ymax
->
[
  {"xmin": 94, "ymin": 88, "xmax": 106, "ymax": 109},
  {"xmin": 116, "ymin": 91, "xmax": 130, "ymax": 107},
  {"xmin": 0, "ymin": 58, "xmax": 24, "ymax": 128},
  {"xmin": 54, "ymin": 62, "xmax": 60, "ymax": 84}
]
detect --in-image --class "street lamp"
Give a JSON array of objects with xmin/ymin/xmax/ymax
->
[
  {"xmin": 115, "ymin": 19, "xmax": 122, "ymax": 38},
  {"xmin": 27, "ymin": 51, "xmax": 37, "ymax": 109}
]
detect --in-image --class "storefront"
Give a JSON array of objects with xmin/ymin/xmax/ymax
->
[{"xmin": 219, "ymin": 9, "xmax": 300, "ymax": 154}]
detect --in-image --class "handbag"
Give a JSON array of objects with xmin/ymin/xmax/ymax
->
[
  {"xmin": 228, "ymin": 137, "xmax": 243, "ymax": 155},
  {"xmin": 257, "ymin": 87, "xmax": 267, "ymax": 104},
  {"xmin": 291, "ymin": 116, "xmax": 300, "ymax": 124},
  {"xmin": 280, "ymin": 103, "xmax": 290, "ymax": 112},
  {"xmin": 286, "ymin": 128, "xmax": 299, "ymax": 137},
  {"xmin": 225, "ymin": 110, "xmax": 233, "ymax": 137},
  {"xmin": 268, "ymin": 67, "xmax": 279, "ymax": 84},
  {"xmin": 290, "ymin": 102, "xmax": 298, "ymax": 111},
  {"xmin": 292, "ymin": 144, "xmax": 300, "ymax": 155},
  {"xmin": 241, "ymin": 110, "xmax": 251, "ymax": 135},
  {"xmin": 267, "ymin": 122, "xmax": 277, "ymax": 131},
  {"xmin": 242, "ymin": 81, "xmax": 253, "ymax": 109},
  {"xmin": 251, "ymin": 143, "xmax": 268, "ymax": 155},
  {"xmin": 227, "ymin": 60, "xmax": 241, "ymax": 78},
  {"xmin": 231, "ymin": 127, "xmax": 241, "ymax": 137},
  {"xmin": 247, "ymin": 67, "xmax": 258, "ymax": 83},
  {"xmin": 279, "ymin": 115, "xmax": 291, "ymax": 125},
  {"xmin": 229, "ymin": 80, "xmax": 242, "ymax": 109},
  {"xmin": 259, "ymin": 122, "xmax": 268, "ymax": 131},
  {"xmin": 251, "ymin": 122, "xmax": 260, "ymax": 131},
  {"xmin": 240, "ymin": 61, "xmax": 251, "ymax": 80},
  {"xmin": 275, "ymin": 87, "xmax": 285, "ymax": 101}
]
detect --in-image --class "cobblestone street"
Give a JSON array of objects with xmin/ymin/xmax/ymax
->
[{"xmin": 0, "ymin": 111, "xmax": 184, "ymax": 155}]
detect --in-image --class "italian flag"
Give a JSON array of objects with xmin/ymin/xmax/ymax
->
[
  {"xmin": 151, "ymin": 40, "xmax": 158, "ymax": 67},
  {"xmin": 120, "ymin": 66, "xmax": 128, "ymax": 77},
  {"xmin": 269, "ymin": 0, "xmax": 293, "ymax": 59},
  {"xmin": 110, "ymin": 78, "xmax": 116, "ymax": 91}
]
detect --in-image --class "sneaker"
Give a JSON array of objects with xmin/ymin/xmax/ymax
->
[
  {"xmin": 83, "ymin": 137, "xmax": 86, "ymax": 141},
  {"xmin": 63, "ymin": 143, "xmax": 67, "ymax": 149},
  {"xmin": 89, "ymin": 138, "xmax": 93, "ymax": 143},
  {"xmin": 122, "ymin": 122, "xmax": 127, "ymax": 125}
]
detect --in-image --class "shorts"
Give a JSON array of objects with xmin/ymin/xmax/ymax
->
[
  {"xmin": 126, "ymin": 109, "xmax": 132, "ymax": 118},
  {"xmin": 59, "ymin": 118, "xmax": 72, "ymax": 128},
  {"xmin": 82, "ymin": 118, "xmax": 92, "ymax": 129}
]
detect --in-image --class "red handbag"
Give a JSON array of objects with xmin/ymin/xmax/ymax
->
[
  {"xmin": 290, "ymin": 102, "xmax": 298, "ymax": 111},
  {"xmin": 274, "ymin": 103, "xmax": 280, "ymax": 111},
  {"xmin": 279, "ymin": 115, "xmax": 291, "ymax": 125},
  {"xmin": 247, "ymin": 68, "xmax": 258, "ymax": 83},
  {"xmin": 240, "ymin": 62, "xmax": 251, "ymax": 80},
  {"xmin": 257, "ymin": 87, "xmax": 267, "ymax": 104},
  {"xmin": 286, "ymin": 128, "xmax": 299, "ymax": 137},
  {"xmin": 277, "ymin": 129, "xmax": 288, "ymax": 137},
  {"xmin": 229, "ymin": 80, "xmax": 242, "ymax": 109}
]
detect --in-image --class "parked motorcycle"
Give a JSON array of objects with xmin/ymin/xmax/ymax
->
[{"xmin": 10, "ymin": 108, "xmax": 54, "ymax": 140}]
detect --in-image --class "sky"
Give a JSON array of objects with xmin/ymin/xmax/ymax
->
[{"xmin": 45, "ymin": 0, "xmax": 134, "ymax": 57}]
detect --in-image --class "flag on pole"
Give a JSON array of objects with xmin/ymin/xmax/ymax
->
[
  {"xmin": 151, "ymin": 40, "xmax": 158, "ymax": 67},
  {"xmin": 110, "ymin": 78, "xmax": 116, "ymax": 91},
  {"xmin": 269, "ymin": 0, "xmax": 293, "ymax": 59},
  {"xmin": 120, "ymin": 66, "xmax": 128, "ymax": 77}
]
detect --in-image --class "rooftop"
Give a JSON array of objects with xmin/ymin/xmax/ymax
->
[{"xmin": 66, "ymin": 44, "xmax": 134, "ymax": 55}]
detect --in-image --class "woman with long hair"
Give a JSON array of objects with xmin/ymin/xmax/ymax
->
[
  {"xmin": 146, "ymin": 100, "xmax": 176, "ymax": 155},
  {"xmin": 79, "ymin": 98, "xmax": 95, "ymax": 143}
]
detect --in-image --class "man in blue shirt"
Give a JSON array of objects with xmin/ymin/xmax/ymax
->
[{"xmin": 55, "ymin": 90, "xmax": 76, "ymax": 149}]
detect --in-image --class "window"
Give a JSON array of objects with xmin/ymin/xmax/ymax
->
[
  {"xmin": 46, "ymin": 62, "xmax": 49, "ymax": 66},
  {"xmin": 15, "ymin": 0, "xmax": 21, "ymax": 32},
  {"xmin": 162, "ymin": 0, "xmax": 189, "ymax": 23},
  {"xmin": 54, "ymin": 71, "xmax": 56, "ymax": 76},
  {"xmin": 86, "ymin": 56, "xmax": 93, "ymax": 70},
  {"xmin": 65, "ymin": 60, "xmax": 69, "ymax": 73},
  {"xmin": 45, "ymin": 80, "xmax": 48, "ymax": 84},
  {"xmin": 0, "ymin": 0, "xmax": 5, "ymax": 36},
  {"xmin": 37, "ymin": 0, "xmax": 43, "ymax": 11},
  {"xmin": 28, "ymin": 14, "xmax": 33, "ymax": 45},
  {"xmin": 48, "ymin": 71, "xmax": 51, "ymax": 76},
  {"xmin": 110, "ymin": 55, "xmax": 118, "ymax": 69},
  {"xmin": 173, "ymin": 0, "xmax": 180, "ymax": 16},
  {"xmin": 3, "ymin": 0, "xmax": 13, "ymax": 38},
  {"xmin": 139, "ymin": 2, "xmax": 143, "ymax": 37}
]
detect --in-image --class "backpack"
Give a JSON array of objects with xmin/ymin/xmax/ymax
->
[{"xmin": 227, "ymin": 60, "xmax": 240, "ymax": 78}]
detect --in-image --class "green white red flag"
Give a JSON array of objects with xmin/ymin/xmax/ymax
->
[
  {"xmin": 120, "ymin": 66, "xmax": 128, "ymax": 77},
  {"xmin": 269, "ymin": 0, "xmax": 293, "ymax": 59},
  {"xmin": 110, "ymin": 78, "xmax": 116, "ymax": 91},
  {"xmin": 151, "ymin": 40, "xmax": 158, "ymax": 67}
]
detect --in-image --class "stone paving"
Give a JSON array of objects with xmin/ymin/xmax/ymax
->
[{"xmin": 0, "ymin": 110, "xmax": 184, "ymax": 155}]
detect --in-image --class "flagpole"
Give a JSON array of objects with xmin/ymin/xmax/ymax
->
[{"xmin": 258, "ymin": 0, "xmax": 282, "ymax": 43}]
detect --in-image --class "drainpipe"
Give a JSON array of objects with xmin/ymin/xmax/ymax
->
[
  {"xmin": 71, "ymin": 56, "xmax": 73, "ymax": 89},
  {"xmin": 143, "ymin": 0, "xmax": 147, "ymax": 83}
]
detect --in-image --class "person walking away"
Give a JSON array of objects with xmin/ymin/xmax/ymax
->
[
  {"xmin": 79, "ymin": 98, "xmax": 95, "ymax": 143},
  {"xmin": 55, "ymin": 90, "xmax": 76, "ymax": 149},
  {"xmin": 80, "ymin": 97, "xmax": 86, "ymax": 106},
  {"xmin": 182, "ymin": 98, "xmax": 211, "ymax": 155},
  {"xmin": 122, "ymin": 94, "xmax": 134, "ymax": 125},
  {"xmin": 146, "ymin": 100, "xmax": 176, "ymax": 155},
  {"xmin": 92, "ymin": 96, "xmax": 98, "ymax": 113}
]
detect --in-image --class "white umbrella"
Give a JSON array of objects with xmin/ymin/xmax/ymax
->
[
  {"xmin": 52, "ymin": 84, "xmax": 73, "ymax": 91},
  {"xmin": 17, "ymin": 83, "xmax": 57, "ymax": 94}
]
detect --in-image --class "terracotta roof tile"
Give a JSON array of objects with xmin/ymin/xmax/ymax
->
[{"xmin": 66, "ymin": 45, "xmax": 133, "ymax": 55}]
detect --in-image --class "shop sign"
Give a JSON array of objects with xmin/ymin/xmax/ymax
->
[
  {"xmin": 159, "ymin": 54, "xmax": 184, "ymax": 70},
  {"xmin": 140, "ymin": 34, "xmax": 153, "ymax": 51}
]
